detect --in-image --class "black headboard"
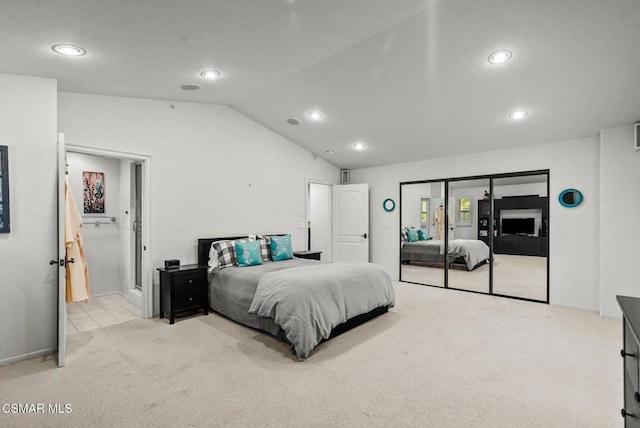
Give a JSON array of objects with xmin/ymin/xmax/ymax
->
[
  {"xmin": 198, "ymin": 236, "xmax": 246, "ymax": 267},
  {"xmin": 197, "ymin": 234, "xmax": 287, "ymax": 267}
]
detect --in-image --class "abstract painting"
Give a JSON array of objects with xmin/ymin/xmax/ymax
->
[{"xmin": 83, "ymin": 171, "xmax": 105, "ymax": 214}]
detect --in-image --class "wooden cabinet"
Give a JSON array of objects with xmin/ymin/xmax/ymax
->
[
  {"xmin": 477, "ymin": 200, "xmax": 493, "ymax": 247},
  {"xmin": 484, "ymin": 195, "xmax": 549, "ymax": 257},
  {"xmin": 294, "ymin": 250, "xmax": 322, "ymax": 261},
  {"xmin": 618, "ymin": 295, "xmax": 640, "ymax": 426},
  {"xmin": 158, "ymin": 265, "xmax": 208, "ymax": 324}
]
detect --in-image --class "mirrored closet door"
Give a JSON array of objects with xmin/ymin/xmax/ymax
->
[
  {"xmin": 400, "ymin": 170, "xmax": 549, "ymax": 304},
  {"xmin": 491, "ymin": 174, "xmax": 548, "ymax": 302},
  {"xmin": 446, "ymin": 178, "xmax": 490, "ymax": 294},
  {"xmin": 400, "ymin": 180, "xmax": 446, "ymax": 287}
]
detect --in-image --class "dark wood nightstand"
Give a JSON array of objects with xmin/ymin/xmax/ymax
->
[
  {"xmin": 293, "ymin": 250, "xmax": 322, "ymax": 261},
  {"xmin": 158, "ymin": 264, "xmax": 208, "ymax": 324}
]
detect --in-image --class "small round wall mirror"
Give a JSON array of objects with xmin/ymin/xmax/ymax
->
[
  {"xmin": 383, "ymin": 198, "xmax": 396, "ymax": 212},
  {"xmin": 558, "ymin": 189, "xmax": 583, "ymax": 208}
]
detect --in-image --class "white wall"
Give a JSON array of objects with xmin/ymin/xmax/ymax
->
[
  {"xmin": 351, "ymin": 136, "xmax": 601, "ymax": 311},
  {"xmin": 66, "ymin": 152, "xmax": 122, "ymax": 297},
  {"xmin": 0, "ymin": 74, "xmax": 58, "ymax": 364},
  {"xmin": 600, "ymin": 125, "xmax": 640, "ymax": 317},
  {"xmin": 58, "ymin": 92, "xmax": 340, "ymax": 315}
]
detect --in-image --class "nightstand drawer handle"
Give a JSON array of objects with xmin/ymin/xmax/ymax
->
[
  {"xmin": 189, "ymin": 297, "xmax": 193, "ymax": 302},
  {"xmin": 189, "ymin": 279, "xmax": 193, "ymax": 284},
  {"xmin": 621, "ymin": 349, "xmax": 636, "ymax": 358}
]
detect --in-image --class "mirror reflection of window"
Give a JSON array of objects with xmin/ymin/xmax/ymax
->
[
  {"xmin": 456, "ymin": 196, "xmax": 472, "ymax": 226},
  {"xmin": 420, "ymin": 198, "xmax": 429, "ymax": 228}
]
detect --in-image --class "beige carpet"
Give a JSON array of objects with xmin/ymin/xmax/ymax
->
[
  {"xmin": 402, "ymin": 254, "xmax": 547, "ymax": 301},
  {"xmin": 0, "ymin": 282, "xmax": 621, "ymax": 427}
]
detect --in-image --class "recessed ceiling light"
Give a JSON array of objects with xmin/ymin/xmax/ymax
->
[
  {"xmin": 509, "ymin": 110, "xmax": 528, "ymax": 120},
  {"xmin": 200, "ymin": 70, "xmax": 221, "ymax": 79},
  {"xmin": 488, "ymin": 50, "xmax": 512, "ymax": 64},
  {"xmin": 180, "ymin": 84, "xmax": 200, "ymax": 91},
  {"xmin": 287, "ymin": 118, "xmax": 300, "ymax": 125},
  {"xmin": 352, "ymin": 142, "xmax": 366, "ymax": 151},
  {"xmin": 52, "ymin": 44, "xmax": 86, "ymax": 56},
  {"xmin": 325, "ymin": 150, "xmax": 335, "ymax": 155},
  {"xmin": 308, "ymin": 111, "xmax": 324, "ymax": 121}
]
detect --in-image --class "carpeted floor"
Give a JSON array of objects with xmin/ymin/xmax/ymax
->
[{"xmin": 0, "ymin": 282, "xmax": 621, "ymax": 427}]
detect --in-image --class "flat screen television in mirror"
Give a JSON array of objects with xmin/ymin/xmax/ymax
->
[{"xmin": 501, "ymin": 218, "xmax": 535, "ymax": 235}]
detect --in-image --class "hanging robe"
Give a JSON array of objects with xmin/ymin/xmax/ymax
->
[
  {"xmin": 65, "ymin": 176, "xmax": 90, "ymax": 303},
  {"xmin": 432, "ymin": 206, "xmax": 452, "ymax": 240}
]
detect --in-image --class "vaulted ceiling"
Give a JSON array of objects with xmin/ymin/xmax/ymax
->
[{"xmin": 2, "ymin": 0, "xmax": 639, "ymax": 169}]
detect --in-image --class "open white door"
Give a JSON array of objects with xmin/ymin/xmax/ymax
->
[
  {"xmin": 57, "ymin": 133, "xmax": 67, "ymax": 367},
  {"xmin": 332, "ymin": 183, "xmax": 369, "ymax": 262}
]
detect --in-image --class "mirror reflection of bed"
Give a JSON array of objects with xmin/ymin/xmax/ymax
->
[{"xmin": 400, "ymin": 172, "xmax": 548, "ymax": 303}]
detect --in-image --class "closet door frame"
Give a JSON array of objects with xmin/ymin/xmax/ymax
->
[{"xmin": 399, "ymin": 169, "xmax": 549, "ymax": 304}]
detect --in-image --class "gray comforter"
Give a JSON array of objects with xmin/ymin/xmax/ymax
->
[
  {"xmin": 447, "ymin": 239, "xmax": 490, "ymax": 270},
  {"xmin": 248, "ymin": 262, "xmax": 395, "ymax": 360},
  {"xmin": 401, "ymin": 239, "xmax": 489, "ymax": 270}
]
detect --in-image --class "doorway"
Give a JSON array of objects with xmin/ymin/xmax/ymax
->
[
  {"xmin": 64, "ymin": 145, "xmax": 152, "ymax": 323},
  {"xmin": 306, "ymin": 180, "xmax": 332, "ymax": 261}
]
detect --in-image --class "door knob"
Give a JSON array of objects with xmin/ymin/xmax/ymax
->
[
  {"xmin": 361, "ymin": 233, "xmax": 368, "ymax": 239},
  {"xmin": 49, "ymin": 259, "xmax": 59, "ymax": 266},
  {"xmin": 621, "ymin": 349, "xmax": 636, "ymax": 358},
  {"xmin": 66, "ymin": 258, "xmax": 75, "ymax": 264}
]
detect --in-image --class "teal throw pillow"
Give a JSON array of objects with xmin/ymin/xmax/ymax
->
[
  {"xmin": 407, "ymin": 227, "xmax": 419, "ymax": 242},
  {"xmin": 418, "ymin": 229, "xmax": 430, "ymax": 240},
  {"xmin": 235, "ymin": 240, "xmax": 263, "ymax": 267},
  {"xmin": 270, "ymin": 234, "xmax": 293, "ymax": 261}
]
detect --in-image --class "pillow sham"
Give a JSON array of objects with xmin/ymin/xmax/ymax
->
[
  {"xmin": 208, "ymin": 242, "xmax": 220, "ymax": 268},
  {"xmin": 270, "ymin": 234, "xmax": 293, "ymax": 261},
  {"xmin": 256, "ymin": 235, "xmax": 272, "ymax": 261},
  {"xmin": 418, "ymin": 229, "xmax": 430, "ymax": 240},
  {"xmin": 401, "ymin": 227, "xmax": 408, "ymax": 242},
  {"xmin": 211, "ymin": 240, "xmax": 238, "ymax": 269},
  {"xmin": 235, "ymin": 240, "xmax": 263, "ymax": 267},
  {"xmin": 406, "ymin": 227, "xmax": 419, "ymax": 242}
]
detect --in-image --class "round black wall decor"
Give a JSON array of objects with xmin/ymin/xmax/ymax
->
[
  {"xmin": 558, "ymin": 189, "xmax": 583, "ymax": 208},
  {"xmin": 383, "ymin": 198, "xmax": 396, "ymax": 212}
]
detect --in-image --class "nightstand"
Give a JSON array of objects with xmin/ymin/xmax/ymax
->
[
  {"xmin": 293, "ymin": 250, "xmax": 322, "ymax": 261},
  {"xmin": 158, "ymin": 264, "xmax": 208, "ymax": 324}
]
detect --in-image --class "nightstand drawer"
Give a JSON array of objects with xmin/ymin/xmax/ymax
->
[
  {"xmin": 173, "ymin": 289, "xmax": 207, "ymax": 311},
  {"xmin": 173, "ymin": 270, "xmax": 207, "ymax": 291}
]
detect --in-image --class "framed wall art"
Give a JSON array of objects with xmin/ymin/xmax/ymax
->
[{"xmin": 83, "ymin": 171, "xmax": 105, "ymax": 214}]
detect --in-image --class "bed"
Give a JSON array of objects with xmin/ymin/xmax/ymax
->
[
  {"xmin": 401, "ymin": 239, "xmax": 490, "ymax": 271},
  {"xmin": 197, "ymin": 236, "xmax": 395, "ymax": 360}
]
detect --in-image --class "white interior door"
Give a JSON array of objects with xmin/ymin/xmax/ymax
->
[
  {"xmin": 57, "ymin": 133, "xmax": 67, "ymax": 367},
  {"xmin": 332, "ymin": 183, "xmax": 369, "ymax": 262}
]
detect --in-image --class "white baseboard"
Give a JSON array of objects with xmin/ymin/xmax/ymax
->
[
  {"xmin": 0, "ymin": 347, "xmax": 56, "ymax": 367},
  {"xmin": 550, "ymin": 301, "xmax": 599, "ymax": 312},
  {"xmin": 599, "ymin": 311, "xmax": 623, "ymax": 320},
  {"xmin": 89, "ymin": 291, "xmax": 122, "ymax": 299}
]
